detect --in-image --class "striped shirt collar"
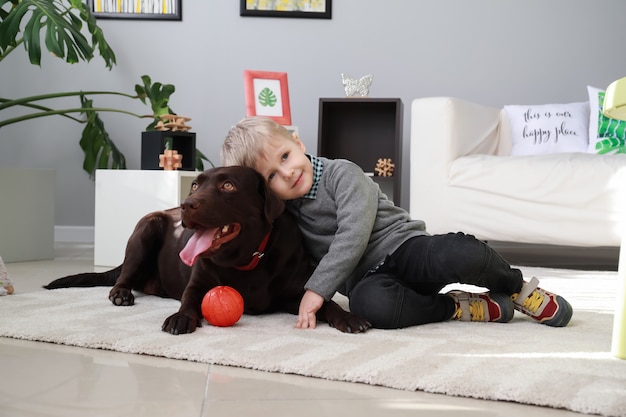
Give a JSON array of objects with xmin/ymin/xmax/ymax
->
[{"xmin": 302, "ymin": 154, "xmax": 323, "ymax": 199}]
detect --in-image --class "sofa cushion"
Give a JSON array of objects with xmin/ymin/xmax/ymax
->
[
  {"xmin": 588, "ymin": 85, "xmax": 626, "ymax": 154},
  {"xmin": 504, "ymin": 102, "xmax": 589, "ymax": 156},
  {"xmin": 447, "ymin": 152, "xmax": 626, "ymax": 246}
]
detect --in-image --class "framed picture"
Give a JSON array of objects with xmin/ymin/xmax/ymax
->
[
  {"xmin": 87, "ymin": 0, "xmax": 182, "ymax": 21},
  {"xmin": 240, "ymin": 0, "xmax": 331, "ymax": 19},
  {"xmin": 244, "ymin": 70, "xmax": 292, "ymax": 126}
]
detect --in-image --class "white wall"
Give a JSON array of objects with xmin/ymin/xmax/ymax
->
[{"xmin": 2, "ymin": 0, "xmax": 626, "ymax": 230}]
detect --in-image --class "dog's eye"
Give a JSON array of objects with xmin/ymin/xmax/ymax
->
[
  {"xmin": 222, "ymin": 181, "xmax": 235, "ymax": 192},
  {"xmin": 190, "ymin": 181, "xmax": 199, "ymax": 192}
]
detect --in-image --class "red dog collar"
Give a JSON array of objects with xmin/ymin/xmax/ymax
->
[{"xmin": 235, "ymin": 230, "xmax": 271, "ymax": 271}]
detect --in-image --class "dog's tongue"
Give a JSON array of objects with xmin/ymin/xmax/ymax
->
[{"xmin": 180, "ymin": 228, "xmax": 218, "ymax": 266}]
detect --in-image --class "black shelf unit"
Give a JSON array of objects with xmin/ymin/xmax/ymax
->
[
  {"xmin": 141, "ymin": 131, "xmax": 196, "ymax": 171},
  {"xmin": 317, "ymin": 98, "xmax": 403, "ymax": 204}
]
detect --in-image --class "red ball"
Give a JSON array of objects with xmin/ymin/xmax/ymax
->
[{"xmin": 201, "ymin": 286, "xmax": 244, "ymax": 327}]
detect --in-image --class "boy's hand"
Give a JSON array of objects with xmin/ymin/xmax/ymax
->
[{"xmin": 296, "ymin": 290, "xmax": 324, "ymax": 329}]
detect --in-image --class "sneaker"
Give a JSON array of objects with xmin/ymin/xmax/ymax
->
[
  {"xmin": 447, "ymin": 291, "xmax": 514, "ymax": 323},
  {"xmin": 512, "ymin": 277, "xmax": 573, "ymax": 327}
]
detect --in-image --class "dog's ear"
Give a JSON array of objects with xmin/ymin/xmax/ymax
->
[{"xmin": 258, "ymin": 177, "xmax": 285, "ymax": 222}]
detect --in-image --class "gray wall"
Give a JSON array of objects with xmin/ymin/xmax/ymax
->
[{"xmin": 2, "ymin": 0, "xmax": 626, "ymax": 231}]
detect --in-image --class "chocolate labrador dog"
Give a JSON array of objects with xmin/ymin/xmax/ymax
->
[{"xmin": 46, "ymin": 166, "xmax": 370, "ymax": 335}]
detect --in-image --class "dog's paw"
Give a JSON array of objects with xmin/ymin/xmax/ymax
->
[
  {"xmin": 320, "ymin": 301, "xmax": 372, "ymax": 333},
  {"xmin": 162, "ymin": 312, "xmax": 200, "ymax": 335},
  {"xmin": 329, "ymin": 314, "xmax": 372, "ymax": 334},
  {"xmin": 109, "ymin": 287, "xmax": 135, "ymax": 306}
]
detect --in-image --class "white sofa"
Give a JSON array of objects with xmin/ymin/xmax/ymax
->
[{"xmin": 409, "ymin": 97, "xmax": 626, "ymax": 248}]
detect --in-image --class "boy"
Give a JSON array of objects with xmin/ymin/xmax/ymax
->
[{"xmin": 221, "ymin": 116, "xmax": 573, "ymax": 330}]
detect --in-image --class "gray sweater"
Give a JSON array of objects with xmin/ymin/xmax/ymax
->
[{"xmin": 285, "ymin": 157, "xmax": 428, "ymax": 300}]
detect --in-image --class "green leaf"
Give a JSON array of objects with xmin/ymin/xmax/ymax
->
[
  {"xmin": 79, "ymin": 95, "xmax": 127, "ymax": 177},
  {"xmin": 22, "ymin": 7, "xmax": 43, "ymax": 65},
  {"xmin": 0, "ymin": 0, "xmax": 116, "ymax": 69},
  {"xmin": 135, "ymin": 75, "xmax": 176, "ymax": 128},
  {"xmin": 73, "ymin": 1, "xmax": 116, "ymax": 68},
  {"xmin": 595, "ymin": 138, "xmax": 626, "ymax": 154},
  {"xmin": 0, "ymin": 0, "xmax": 29, "ymax": 57},
  {"xmin": 258, "ymin": 87, "xmax": 277, "ymax": 107}
]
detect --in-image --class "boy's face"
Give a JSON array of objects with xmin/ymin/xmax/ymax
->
[{"xmin": 254, "ymin": 134, "xmax": 314, "ymax": 200}]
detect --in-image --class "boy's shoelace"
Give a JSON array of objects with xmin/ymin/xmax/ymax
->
[
  {"xmin": 512, "ymin": 290, "xmax": 544, "ymax": 313},
  {"xmin": 454, "ymin": 300, "xmax": 485, "ymax": 321}
]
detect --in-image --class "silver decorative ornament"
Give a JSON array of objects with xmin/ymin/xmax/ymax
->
[{"xmin": 341, "ymin": 74, "xmax": 373, "ymax": 97}]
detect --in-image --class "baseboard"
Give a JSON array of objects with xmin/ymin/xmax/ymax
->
[
  {"xmin": 54, "ymin": 226, "xmax": 94, "ymax": 243},
  {"xmin": 488, "ymin": 241, "xmax": 619, "ymax": 271}
]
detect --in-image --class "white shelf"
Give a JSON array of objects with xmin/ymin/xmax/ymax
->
[{"xmin": 94, "ymin": 170, "xmax": 198, "ymax": 267}]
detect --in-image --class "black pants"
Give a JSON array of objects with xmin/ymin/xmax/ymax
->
[{"xmin": 348, "ymin": 232, "xmax": 524, "ymax": 329}]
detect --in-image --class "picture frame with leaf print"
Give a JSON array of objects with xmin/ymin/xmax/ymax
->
[{"xmin": 244, "ymin": 70, "xmax": 292, "ymax": 126}]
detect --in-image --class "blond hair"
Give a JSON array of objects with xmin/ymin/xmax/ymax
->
[{"xmin": 221, "ymin": 116, "xmax": 295, "ymax": 168}]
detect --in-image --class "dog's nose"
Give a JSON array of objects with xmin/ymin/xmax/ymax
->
[{"xmin": 181, "ymin": 198, "xmax": 200, "ymax": 211}]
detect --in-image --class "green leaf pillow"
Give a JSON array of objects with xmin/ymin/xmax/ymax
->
[{"xmin": 588, "ymin": 86, "xmax": 626, "ymax": 154}]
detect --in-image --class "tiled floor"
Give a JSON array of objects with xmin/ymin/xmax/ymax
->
[{"xmin": 0, "ymin": 243, "xmax": 595, "ymax": 417}]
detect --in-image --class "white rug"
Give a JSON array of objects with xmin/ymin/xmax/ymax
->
[{"xmin": 1, "ymin": 266, "xmax": 625, "ymax": 417}]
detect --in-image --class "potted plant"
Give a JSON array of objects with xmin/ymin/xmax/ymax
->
[{"xmin": 0, "ymin": 0, "xmax": 212, "ymax": 176}]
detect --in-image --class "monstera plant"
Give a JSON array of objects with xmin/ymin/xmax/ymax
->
[{"xmin": 0, "ymin": 0, "xmax": 211, "ymax": 176}]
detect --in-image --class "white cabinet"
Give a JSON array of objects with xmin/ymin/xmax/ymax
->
[{"xmin": 94, "ymin": 170, "xmax": 198, "ymax": 267}]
